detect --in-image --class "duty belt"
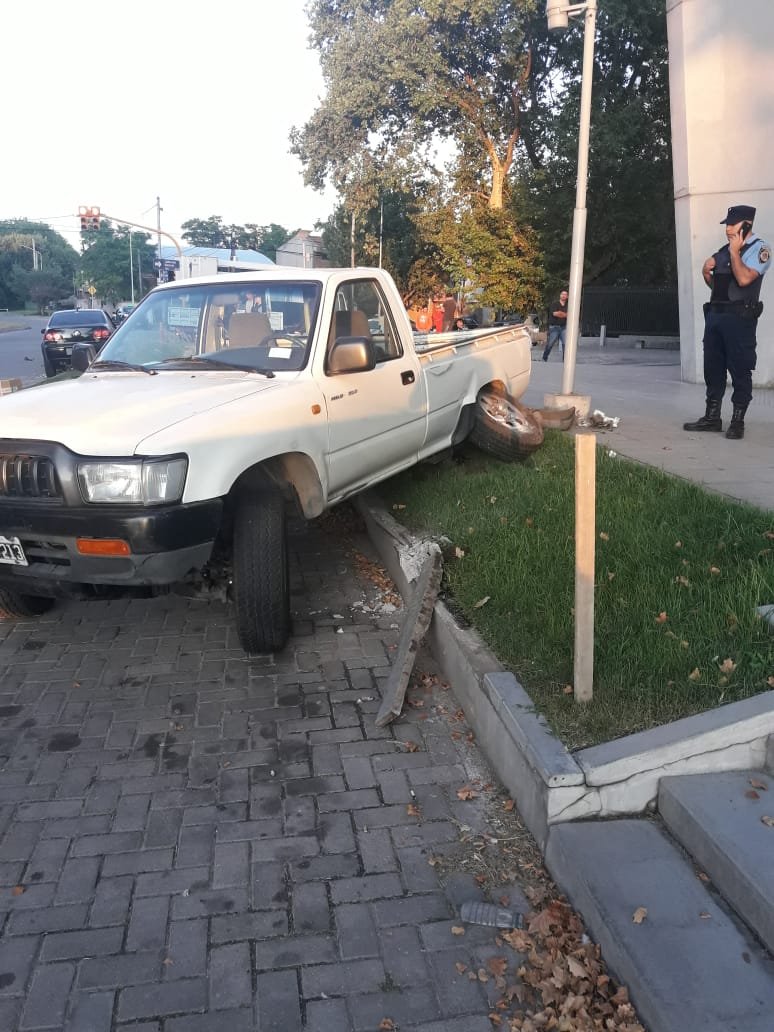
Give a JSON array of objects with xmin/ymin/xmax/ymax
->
[{"xmin": 705, "ymin": 300, "xmax": 764, "ymax": 317}]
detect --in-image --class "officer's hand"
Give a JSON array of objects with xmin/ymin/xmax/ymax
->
[
  {"xmin": 728, "ymin": 229, "xmax": 744, "ymax": 254},
  {"xmin": 702, "ymin": 256, "xmax": 715, "ymax": 277}
]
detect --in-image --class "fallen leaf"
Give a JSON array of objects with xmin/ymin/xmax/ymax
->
[
  {"xmin": 719, "ymin": 657, "xmax": 737, "ymax": 674},
  {"xmin": 454, "ymin": 546, "xmax": 466, "ymax": 559},
  {"xmin": 488, "ymin": 1013, "xmax": 503, "ymax": 1026},
  {"xmin": 750, "ymin": 778, "xmax": 768, "ymax": 791},
  {"xmin": 674, "ymin": 540, "xmax": 683, "ymax": 549},
  {"xmin": 681, "ymin": 640, "xmax": 689, "ymax": 649},
  {"xmin": 655, "ymin": 611, "xmax": 668, "ymax": 624},
  {"xmin": 709, "ymin": 566, "xmax": 721, "ymax": 575},
  {"xmin": 563, "ymin": 684, "xmax": 574, "ymax": 695},
  {"xmin": 699, "ymin": 911, "xmax": 712, "ymax": 920},
  {"xmin": 477, "ymin": 968, "xmax": 489, "ymax": 983},
  {"xmin": 697, "ymin": 871, "xmax": 710, "ymax": 883},
  {"xmin": 567, "ymin": 955, "xmax": 588, "ymax": 979},
  {"xmin": 761, "ymin": 816, "xmax": 774, "ymax": 828},
  {"xmin": 599, "ymin": 531, "xmax": 609, "ymax": 541},
  {"xmin": 406, "ymin": 803, "xmax": 420, "ymax": 817},
  {"xmin": 473, "ymin": 596, "xmax": 491, "ymax": 609},
  {"xmin": 675, "ymin": 575, "xmax": 690, "ymax": 586},
  {"xmin": 378, "ymin": 1020, "xmax": 397, "ymax": 1031},
  {"xmin": 632, "ymin": 907, "xmax": 648, "ymax": 924},
  {"xmin": 525, "ymin": 516, "xmax": 534, "ymax": 527},
  {"xmin": 489, "ymin": 496, "xmax": 497, "ymax": 504},
  {"xmin": 768, "ymin": 676, "xmax": 774, "ymax": 688},
  {"xmin": 764, "ymin": 531, "xmax": 774, "ymax": 540},
  {"xmin": 607, "ymin": 571, "xmax": 616, "ymax": 581},
  {"xmin": 487, "ymin": 956, "xmax": 508, "ymax": 978},
  {"xmin": 502, "ymin": 798, "xmax": 515, "ymax": 812},
  {"xmin": 162, "ymin": 957, "xmax": 174, "ymax": 966},
  {"xmin": 451, "ymin": 925, "xmax": 466, "ymax": 936},
  {"xmin": 392, "ymin": 504, "xmax": 406, "ymax": 511},
  {"xmin": 456, "ymin": 786, "xmax": 478, "ymax": 801},
  {"xmin": 688, "ymin": 668, "xmax": 701, "ymax": 681},
  {"xmin": 427, "ymin": 855, "xmax": 442, "ymax": 867},
  {"xmin": 745, "ymin": 790, "xmax": 760, "ymax": 800},
  {"xmin": 455, "ymin": 962, "xmax": 468, "ymax": 974},
  {"xmin": 405, "ymin": 741, "xmax": 420, "ymax": 753},
  {"xmin": 11, "ymin": 886, "xmax": 24, "ymax": 897}
]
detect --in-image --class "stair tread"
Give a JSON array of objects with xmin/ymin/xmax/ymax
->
[
  {"xmin": 546, "ymin": 818, "xmax": 774, "ymax": 1032},
  {"xmin": 660, "ymin": 769, "xmax": 774, "ymax": 952}
]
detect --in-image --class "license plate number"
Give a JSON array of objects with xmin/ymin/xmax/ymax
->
[{"xmin": 0, "ymin": 537, "xmax": 27, "ymax": 566}]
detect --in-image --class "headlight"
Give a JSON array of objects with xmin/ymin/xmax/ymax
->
[{"xmin": 77, "ymin": 456, "xmax": 188, "ymax": 505}]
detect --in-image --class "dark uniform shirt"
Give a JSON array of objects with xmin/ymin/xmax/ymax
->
[{"xmin": 710, "ymin": 236, "xmax": 771, "ymax": 304}]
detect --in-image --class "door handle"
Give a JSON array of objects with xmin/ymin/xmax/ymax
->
[{"xmin": 401, "ymin": 370, "xmax": 415, "ymax": 385}]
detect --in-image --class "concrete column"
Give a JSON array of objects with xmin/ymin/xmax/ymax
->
[{"xmin": 667, "ymin": 0, "xmax": 774, "ymax": 387}]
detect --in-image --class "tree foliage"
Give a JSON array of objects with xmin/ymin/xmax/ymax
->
[
  {"xmin": 520, "ymin": 0, "xmax": 675, "ymax": 290},
  {"xmin": 181, "ymin": 216, "xmax": 291, "ymax": 259},
  {"xmin": 293, "ymin": 0, "xmax": 538, "ymax": 211},
  {"xmin": 79, "ymin": 222, "xmax": 157, "ymax": 304},
  {"xmin": 0, "ymin": 221, "xmax": 79, "ymax": 311}
]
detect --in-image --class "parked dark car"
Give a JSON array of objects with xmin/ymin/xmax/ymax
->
[{"xmin": 41, "ymin": 309, "xmax": 115, "ymax": 377}]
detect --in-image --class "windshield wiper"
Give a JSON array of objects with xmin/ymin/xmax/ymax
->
[
  {"xmin": 91, "ymin": 360, "xmax": 157, "ymax": 375},
  {"xmin": 154, "ymin": 357, "xmax": 276, "ymax": 378}
]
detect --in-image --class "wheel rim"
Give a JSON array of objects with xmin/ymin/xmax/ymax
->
[{"xmin": 480, "ymin": 394, "xmax": 533, "ymax": 430}]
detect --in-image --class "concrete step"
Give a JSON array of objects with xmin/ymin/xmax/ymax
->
[
  {"xmin": 545, "ymin": 819, "xmax": 774, "ymax": 1032},
  {"xmin": 659, "ymin": 769, "xmax": 774, "ymax": 955}
]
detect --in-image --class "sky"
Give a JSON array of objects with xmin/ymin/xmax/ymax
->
[{"xmin": 3, "ymin": 0, "xmax": 337, "ymax": 253}]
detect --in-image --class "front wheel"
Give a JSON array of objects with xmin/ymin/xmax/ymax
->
[
  {"xmin": 232, "ymin": 492, "xmax": 290, "ymax": 654},
  {"xmin": 0, "ymin": 589, "xmax": 55, "ymax": 619},
  {"xmin": 470, "ymin": 390, "xmax": 544, "ymax": 461}
]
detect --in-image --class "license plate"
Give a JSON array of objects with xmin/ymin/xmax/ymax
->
[
  {"xmin": 0, "ymin": 536, "xmax": 27, "ymax": 566},
  {"xmin": 64, "ymin": 347, "xmax": 72, "ymax": 356}
]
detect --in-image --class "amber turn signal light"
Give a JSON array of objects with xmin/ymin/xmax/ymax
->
[{"xmin": 75, "ymin": 538, "xmax": 131, "ymax": 556}]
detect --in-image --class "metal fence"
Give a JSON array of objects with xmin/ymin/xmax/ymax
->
[{"xmin": 578, "ymin": 287, "xmax": 679, "ymax": 336}]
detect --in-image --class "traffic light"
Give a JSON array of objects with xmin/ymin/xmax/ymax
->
[{"xmin": 78, "ymin": 206, "xmax": 101, "ymax": 232}]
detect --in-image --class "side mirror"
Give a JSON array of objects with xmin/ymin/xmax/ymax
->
[{"xmin": 327, "ymin": 337, "xmax": 375, "ymax": 375}]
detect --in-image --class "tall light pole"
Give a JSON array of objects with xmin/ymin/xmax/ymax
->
[{"xmin": 546, "ymin": 0, "xmax": 598, "ymax": 404}]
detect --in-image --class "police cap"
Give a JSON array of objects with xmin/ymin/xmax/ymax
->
[{"xmin": 720, "ymin": 204, "xmax": 756, "ymax": 225}]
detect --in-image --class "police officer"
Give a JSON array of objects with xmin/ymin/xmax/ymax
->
[{"xmin": 684, "ymin": 204, "xmax": 771, "ymax": 439}]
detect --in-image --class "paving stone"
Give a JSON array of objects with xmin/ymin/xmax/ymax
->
[
  {"xmin": 117, "ymin": 978, "xmax": 207, "ymax": 1021},
  {"xmin": 209, "ymin": 942, "xmax": 252, "ymax": 1010},
  {"xmin": 126, "ymin": 896, "xmax": 169, "ymax": 952},
  {"xmin": 40, "ymin": 926, "xmax": 124, "ymax": 962},
  {"xmin": 335, "ymin": 902, "xmax": 380, "ymax": 960},
  {"xmin": 348, "ymin": 986, "xmax": 441, "ymax": 1030},
  {"xmin": 165, "ymin": 1011, "xmax": 254, "ymax": 1032},
  {"xmin": 304, "ymin": 998, "xmax": 350, "ymax": 1032},
  {"xmin": 210, "ymin": 910, "xmax": 288, "ymax": 944},
  {"xmin": 89, "ymin": 877, "xmax": 133, "ymax": 928},
  {"xmin": 165, "ymin": 918, "xmax": 208, "ymax": 979},
  {"xmin": 256, "ymin": 969, "xmax": 302, "ymax": 1032},
  {"xmin": 0, "ymin": 935, "xmax": 38, "ymax": 997},
  {"xmin": 79, "ymin": 952, "xmax": 160, "ymax": 990},
  {"xmin": 292, "ymin": 880, "xmax": 330, "ymax": 934},
  {"xmin": 301, "ymin": 957, "xmax": 387, "ymax": 998},
  {"xmin": 20, "ymin": 961, "xmax": 74, "ymax": 1028}
]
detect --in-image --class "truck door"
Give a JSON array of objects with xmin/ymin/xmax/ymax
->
[{"xmin": 322, "ymin": 279, "xmax": 426, "ymax": 496}]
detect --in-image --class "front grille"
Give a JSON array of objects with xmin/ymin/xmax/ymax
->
[{"xmin": 0, "ymin": 455, "xmax": 61, "ymax": 499}]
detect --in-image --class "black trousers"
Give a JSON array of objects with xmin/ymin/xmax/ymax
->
[{"xmin": 702, "ymin": 310, "xmax": 758, "ymax": 408}]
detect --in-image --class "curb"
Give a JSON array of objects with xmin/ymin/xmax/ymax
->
[{"xmin": 357, "ymin": 492, "xmax": 774, "ymax": 850}]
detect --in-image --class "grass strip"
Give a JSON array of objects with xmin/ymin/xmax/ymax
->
[{"xmin": 377, "ymin": 432, "xmax": 774, "ymax": 750}]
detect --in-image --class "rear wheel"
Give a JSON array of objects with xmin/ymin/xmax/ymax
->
[
  {"xmin": 0, "ymin": 589, "xmax": 55, "ymax": 619},
  {"xmin": 42, "ymin": 352, "xmax": 56, "ymax": 378},
  {"xmin": 232, "ymin": 491, "xmax": 290, "ymax": 654},
  {"xmin": 470, "ymin": 390, "xmax": 544, "ymax": 461}
]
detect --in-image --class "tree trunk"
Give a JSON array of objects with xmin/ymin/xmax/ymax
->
[{"xmin": 489, "ymin": 160, "xmax": 505, "ymax": 210}]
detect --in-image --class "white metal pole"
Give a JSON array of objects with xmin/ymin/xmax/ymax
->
[
  {"xmin": 378, "ymin": 196, "xmax": 384, "ymax": 269},
  {"xmin": 129, "ymin": 233, "xmax": 135, "ymax": 303},
  {"xmin": 561, "ymin": 0, "xmax": 597, "ymax": 397}
]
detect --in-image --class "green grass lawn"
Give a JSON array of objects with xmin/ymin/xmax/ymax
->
[{"xmin": 377, "ymin": 432, "xmax": 774, "ymax": 750}]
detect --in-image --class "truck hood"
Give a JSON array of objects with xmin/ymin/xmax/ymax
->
[{"xmin": 0, "ymin": 371, "xmax": 284, "ymax": 455}]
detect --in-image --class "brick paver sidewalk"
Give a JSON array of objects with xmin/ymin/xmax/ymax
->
[{"xmin": 0, "ymin": 511, "xmax": 506, "ymax": 1032}]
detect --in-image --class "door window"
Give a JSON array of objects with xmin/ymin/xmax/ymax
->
[{"xmin": 328, "ymin": 280, "xmax": 402, "ymax": 364}]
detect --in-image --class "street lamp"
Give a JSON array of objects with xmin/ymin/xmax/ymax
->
[{"xmin": 546, "ymin": 0, "xmax": 598, "ymax": 405}]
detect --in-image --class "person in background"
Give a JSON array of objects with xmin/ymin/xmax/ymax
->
[
  {"xmin": 683, "ymin": 204, "xmax": 771, "ymax": 440},
  {"xmin": 415, "ymin": 304, "xmax": 434, "ymax": 333},
  {"xmin": 542, "ymin": 289, "xmax": 569, "ymax": 361},
  {"xmin": 432, "ymin": 298, "xmax": 444, "ymax": 334},
  {"xmin": 442, "ymin": 291, "xmax": 457, "ymax": 332}
]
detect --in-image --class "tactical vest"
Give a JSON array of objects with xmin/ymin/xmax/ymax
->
[{"xmin": 710, "ymin": 239, "xmax": 764, "ymax": 304}]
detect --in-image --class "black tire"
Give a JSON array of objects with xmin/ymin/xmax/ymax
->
[
  {"xmin": 232, "ymin": 491, "xmax": 290, "ymax": 654},
  {"xmin": 470, "ymin": 390, "xmax": 544, "ymax": 461},
  {"xmin": 42, "ymin": 352, "xmax": 56, "ymax": 378},
  {"xmin": 0, "ymin": 588, "xmax": 55, "ymax": 619}
]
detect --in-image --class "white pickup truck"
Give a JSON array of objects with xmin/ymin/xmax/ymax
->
[{"xmin": 0, "ymin": 268, "xmax": 535, "ymax": 652}]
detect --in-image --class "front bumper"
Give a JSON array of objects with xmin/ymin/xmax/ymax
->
[{"xmin": 0, "ymin": 498, "xmax": 222, "ymax": 596}]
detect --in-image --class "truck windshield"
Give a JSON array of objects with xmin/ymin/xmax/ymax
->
[{"xmin": 97, "ymin": 281, "xmax": 321, "ymax": 373}]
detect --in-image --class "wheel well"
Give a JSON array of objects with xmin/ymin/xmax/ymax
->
[{"xmin": 228, "ymin": 453, "xmax": 325, "ymax": 519}]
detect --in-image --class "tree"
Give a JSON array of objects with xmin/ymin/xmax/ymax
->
[
  {"xmin": 520, "ymin": 0, "xmax": 675, "ymax": 290},
  {"xmin": 292, "ymin": 0, "xmax": 537, "ymax": 211},
  {"xmin": 0, "ymin": 220, "xmax": 79, "ymax": 311},
  {"xmin": 79, "ymin": 222, "xmax": 156, "ymax": 304},
  {"xmin": 181, "ymin": 217, "xmax": 291, "ymax": 259}
]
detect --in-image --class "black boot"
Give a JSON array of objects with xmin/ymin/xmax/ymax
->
[
  {"xmin": 683, "ymin": 400, "xmax": 722, "ymax": 432},
  {"xmin": 725, "ymin": 405, "xmax": 747, "ymax": 439}
]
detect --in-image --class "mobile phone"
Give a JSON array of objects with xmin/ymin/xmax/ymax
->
[{"xmin": 741, "ymin": 221, "xmax": 752, "ymax": 237}]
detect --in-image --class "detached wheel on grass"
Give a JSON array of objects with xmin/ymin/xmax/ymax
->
[
  {"xmin": 0, "ymin": 589, "xmax": 55, "ymax": 619},
  {"xmin": 232, "ymin": 491, "xmax": 290, "ymax": 654},
  {"xmin": 470, "ymin": 390, "xmax": 544, "ymax": 461}
]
